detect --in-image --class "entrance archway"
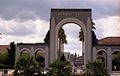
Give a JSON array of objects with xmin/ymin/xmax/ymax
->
[
  {"xmin": 62, "ymin": 23, "xmax": 83, "ymax": 73},
  {"xmin": 35, "ymin": 49, "xmax": 45, "ymax": 67},
  {"xmin": 50, "ymin": 9, "xmax": 92, "ymax": 68},
  {"xmin": 96, "ymin": 50, "xmax": 107, "ymax": 68},
  {"xmin": 20, "ymin": 48, "xmax": 30, "ymax": 57},
  {"xmin": 112, "ymin": 50, "xmax": 120, "ymax": 71},
  {"xmin": 62, "ymin": 23, "xmax": 82, "ymax": 55}
]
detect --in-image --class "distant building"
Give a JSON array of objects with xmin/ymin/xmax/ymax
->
[
  {"xmin": 71, "ymin": 55, "xmax": 84, "ymax": 68},
  {"xmin": 64, "ymin": 52, "xmax": 71, "ymax": 61},
  {"xmin": 16, "ymin": 43, "xmax": 49, "ymax": 69},
  {"xmin": 93, "ymin": 37, "xmax": 120, "ymax": 73},
  {"xmin": 74, "ymin": 56, "xmax": 84, "ymax": 66},
  {"xmin": 0, "ymin": 45, "xmax": 9, "ymax": 52}
]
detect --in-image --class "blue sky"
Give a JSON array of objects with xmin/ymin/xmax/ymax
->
[{"xmin": 0, "ymin": 0, "xmax": 120, "ymax": 55}]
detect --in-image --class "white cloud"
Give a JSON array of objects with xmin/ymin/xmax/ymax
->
[
  {"xmin": 0, "ymin": 0, "xmax": 119, "ymax": 56},
  {"xmin": 90, "ymin": 0, "xmax": 115, "ymax": 3},
  {"xmin": 0, "ymin": 0, "xmax": 118, "ymax": 21},
  {"xmin": 63, "ymin": 23, "xmax": 82, "ymax": 55},
  {"xmin": 0, "ymin": 17, "xmax": 49, "ymax": 44},
  {"xmin": 95, "ymin": 16, "xmax": 120, "ymax": 39},
  {"xmin": 64, "ymin": 37, "xmax": 82, "ymax": 56},
  {"xmin": 0, "ymin": 35, "xmax": 44, "ymax": 45}
]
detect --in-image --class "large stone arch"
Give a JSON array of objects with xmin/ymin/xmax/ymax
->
[
  {"xmin": 112, "ymin": 49, "xmax": 120, "ymax": 71},
  {"xmin": 112, "ymin": 49, "xmax": 120, "ymax": 53},
  {"xmin": 96, "ymin": 49, "xmax": 108, "ymax": 54},
  {"xmin": 96, "ymin": 49, "xmax": 107, "ymax": 68},
  {"xmin": 56, "ymin": 18, "xmax": 86, "ymax": 33},
  {"xmin": 35, "ymin": 48, "xmax": 45, "ymax": 53},
  {"xmin": 34, "ymin": 48, "xmax": 45, "ymax": 58},
  {"xmin": 20, "ymin": 48, "xmax": 31, "ymax": 52},
  {"xmin": 50, "ymin": 9, "xmax": 92, "ymax": 68},
  {"xmin": 20, "ymin": 48, "xmax": 31, "ymax": 56}
]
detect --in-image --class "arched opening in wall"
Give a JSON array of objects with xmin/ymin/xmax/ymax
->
[
  {"xmin": 96, "ymin": 50, "xmax": 107, "ymax": 68},
  {"xmin": 112, "ymin": 51, "xmax": 120, "ymax": 71},
  {"xmin": 35, "ymin": 49, "xmax": 45, "ymax": 67},
  {"xmin": 58, "ymin": 23, "xmax": 84, "ymax": 73},
  {"xmin": 20, "ymin": 49, "xmax": 30, "ymax": 58}
]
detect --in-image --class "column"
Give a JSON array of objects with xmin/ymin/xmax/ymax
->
[
  {"xmin": 31, "ymin": 46, "xmax": 34, "ymax": 57},
  {"xmin": 86, "ymin": 17, "xmax": 92, "ymax": 62},
  {"xmin": 45, "ymin": 46, "xmax": 49, "ymax": 69},
  {"xmin": 15, "ymin": 45, "xmax": 20, "ymax": 61},
  {"xmin": 107, "ymin": 47, "xmax": 112, "ymax": 74},
  {"xmin": 93, "ymin": 47, "xmax": 96, "ymax": 60},
  {"xmin": 84, "ymin": 17, "xmax": 92, "ymax": 69},
  {"xmin": 50, "ymin": 17, "xmax": 56, "ymax": 64}
]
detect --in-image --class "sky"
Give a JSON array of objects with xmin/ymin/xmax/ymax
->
[{"xmin": 0, "ymin": 0, "xmax": 120, "ymax": 55}]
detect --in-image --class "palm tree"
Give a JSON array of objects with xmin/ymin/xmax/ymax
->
[
  {"xmin": 79, "ymin": 22, "xmax": 97, "ymax": 58},
  {"xmin": 44, "ymin": 28, "xmax": 67, "ymax": 57},
  {"xmin": 58, "ymin": 27, "xmax": 67, "ymax": 44},
  {"xmin": 79, "ymin": 28, "xmax": 84, "ymax": 41},
  {"xmin": 14, "ymin": 55, "xmax": 41, "ymax": 76},
  {"xmin": 44, "ymin": 30, "xmax": 50, "ymax": 43},
  {"xmin": 44, "ymin": 27, "xmax": 67, "ymax": 44},
  {"xmin": 79, "ymin": 22, "xmax": 96, "ymax": 42},
  {"xmin": 58, "ymin": 27, "xmax": 67, "ymax": 57},
  {"xmin": 84, "ymin": 60, "xmax": 109, "ymax": 76},
  {"xmin": 7, "ymin": 41, "xmax": 15, "ymax": 68},
  {"xmin": 46, "ymin": 54, "xmax": 72, "ymax": 76}
]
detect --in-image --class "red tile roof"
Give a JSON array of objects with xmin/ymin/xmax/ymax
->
[
  {"xmin": 0, "ymin": 45, "xmax": 9, "ymax": 52},
  {"xmin": 97, "ymin": 37, "xmax": 120, "ymax": 45}
]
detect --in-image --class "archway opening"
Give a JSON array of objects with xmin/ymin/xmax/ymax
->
[
  {"xmin": 20, "ymin": 49, "xmax": 30, "ymax": 58},
  {"xmin": 96, "ymin": 50, "xmax": 107, "ymax": 68},
  {"xmin": 35, "ymin": 49, "xmax": 45, "ymax": 67},
  {"xmin": 112, "ymin": 51, "xmax": 120, "ymax": 71},
  {"xmin": 35, "ymin": 50, "xmax": 45, "ymax": 58},
  {"xmin": 58, "ymin": 23, "xmax": 84, "ymax": 74}
]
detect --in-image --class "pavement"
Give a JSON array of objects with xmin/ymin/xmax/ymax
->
[{"xmin": 110, "ymin": 72, "xmax": 120, "ymax": 76}]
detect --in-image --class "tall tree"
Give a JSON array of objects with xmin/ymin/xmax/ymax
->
[
  {"xmin": 7, "ymin": 41, "xmax": 15, "ymax": 68},
  {"xmin": 58, "ymin": 27, "xmax": 67, "ymax": 57},
  {"xmin": 74, "ymin": 53, "xmax": 77, "ymax": 58},
  {"xmin": 79, "ymin": 28, "xmax": 84, "ymax": 41},
  {"xmin": 60, "ymin": 54, "xmax": 66, "ymax": 61},
  {"xmin": 14, "ymin": 56, "xmax": 41, "ymax": 76},
  {"xmin": 84, "ymin": 60, "xmax": 109, "ymax": 76},
  {"xmin": 44, "ymin": 27, "xmax": 67, "ymax": 44},
  {"xmin": 44, "ymin": 30, "xmax": 50, "ymax": 43},
  {"xmin": 0, "ymin": 51, "xmax": 9, "ymax": 69},
  {"xmin": 79, "ymin": 22, "xmax": 97, "ymax": 42},
  {"xmin": 92, "ymin": 31, "xmax": 98, "ymax": 45},
  {"xmin": 58, "ymin": 27, "xmax": 67, "ymax": 44},
  {"xmin": 44, "ymin": 27, "xmax": 67, "ymax": 57},
  {"xmin": 79, "ymin": 22, "xmax": 98, "ymax": 57},
  {"xmin": 47, "ymin": 55, "xmax": 72, "ymax": 76}
]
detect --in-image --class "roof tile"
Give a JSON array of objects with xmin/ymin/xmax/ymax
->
[{"xmin": 97, "ymin": 37, "xmax": 120, "ymax": 45}]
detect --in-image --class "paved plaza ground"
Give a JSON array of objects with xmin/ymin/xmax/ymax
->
[{"xmin": 110, "ymin": 72, "xmax": 120, "ymax": 76}]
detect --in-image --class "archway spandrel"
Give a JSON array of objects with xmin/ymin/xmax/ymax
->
[
  {"xmin": 55, "ymin": 18, "xmax": 86, "ymax": 34},
  {"xmin": 51, "ymin": 9, "xmax": 92, "ymax": 26}
]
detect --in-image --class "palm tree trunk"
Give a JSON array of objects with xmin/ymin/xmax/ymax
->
[
  {"xmin": 58, "ymin": 38, "xmax": 61, "ymax": 58},
  {"xmin": 82, "ymin": 41, "xmax": 84, "ymax": 65}
]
